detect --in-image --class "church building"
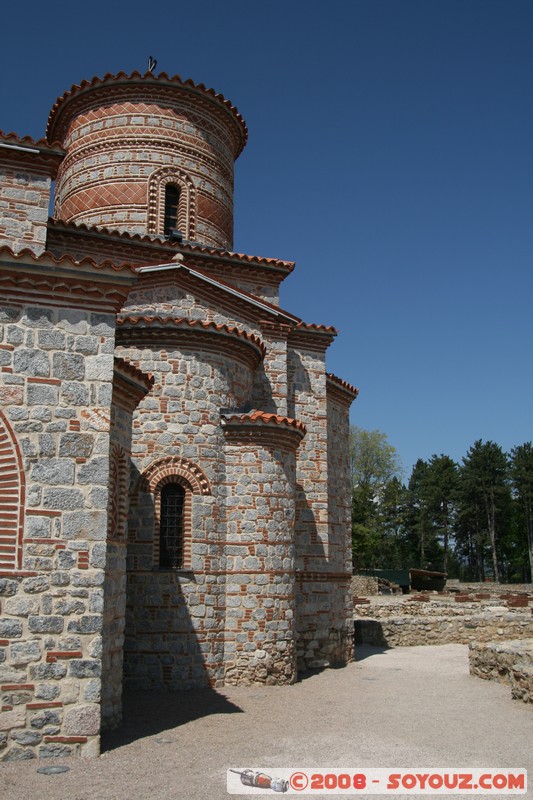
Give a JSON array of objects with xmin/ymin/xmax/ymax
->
[{"xmin": 0, "ymin": 70, "xmax": 358, "ymax": 759}]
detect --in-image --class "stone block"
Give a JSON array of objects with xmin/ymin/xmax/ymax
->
[
  {"xmin": 64, "ymin": 704, "xmax": 100, "ymax": 736},
  {"xmin": 52, "ymin": 351, "xmax": 85, "ymax": 381},
  {"xmin": 13, "ymin": 349, "xmax": 49, "ymax": 377},
  {"xmin": 30, "ymin": 458, "xmax": 75, "ymax": 485},
  {"xmin": 69, "ymin": 659, "xmax": 101, "ymax": 678},
  {"xmin": 0, "ymin": 619, "xmax": 23, "ymax": 638},
  {"xmin": 21, "ymin": 575, "xmax": 49, "ymax": 594},
  {"xmin": 10, "ymin": 640, "xmax": 42, "ymax": 665},
  {"xmin": 28, "ymin": 616, "xmax": 65, "ymax": 634},
  {"xmin": 59, "ymin": 433, "xmax": 94, "ymax": 458},
  {"xmin": 4, "ymin": 596, "xmax": 40, "ymax": 616},
  {"xmin": 0, "ymin": 707, "xmax": 26, "ymax": 730},
  {"xmin": 43, "ymin": 488, "xmax": 84, "ymax": 510}
]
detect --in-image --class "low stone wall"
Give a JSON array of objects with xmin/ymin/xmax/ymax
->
[
  {"xmin": 351, "ymin": 576, "xmax": 379, "ymax": 597},
  {"xmin": 355, "ymin": 608, "xmax": 533, "ymax": 648},
  {"xmin": 469, "ymin": 639, "xmax": 533, "ymax": 704}
]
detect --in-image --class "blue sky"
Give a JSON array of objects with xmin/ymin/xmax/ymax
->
[{"xmin": 2, "ymin": 0, "xmax": 531, "ymax": 477}]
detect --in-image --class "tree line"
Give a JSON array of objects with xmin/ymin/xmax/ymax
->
[{"xmin": 350, "ymin": 426, "xmax": 533, "ymax": 583}]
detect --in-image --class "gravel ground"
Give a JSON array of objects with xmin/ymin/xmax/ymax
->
[{"xmin": 1, "ymin": 643, "xmax": 532, "ymax": 800}]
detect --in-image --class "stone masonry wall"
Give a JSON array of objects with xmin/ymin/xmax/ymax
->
[
  {"xmin": 0, "ymin": 302, "xmax": 117, "ymax": 760},
  {"xmin": 0, "ymin": 164, "xmax": 51, "ymax": 256},
  {"xmin": 355, "ymin": 604, "xmax": 533, "ymax": 648},
  {"xmin": 287, "ymin": 342, "xmax": 332, "ymax": 669},
  {"xmin": 100, "ymin": 395, "xmax": 136, "ymax": 729},
  {"xmin": 221, "ymin": 424, "xmax": 299, "ymax": 685},
  {"xmin": 469, "ymin": 639, "xmax": 533, "ymax": 705},
  {"xmin": 120, "ymin": 337, "xmax": 256, "ymax": 689}
]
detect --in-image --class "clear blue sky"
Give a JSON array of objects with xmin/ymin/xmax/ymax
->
[{"xmin": 2, "ymin": 0, "xmax": 531, "ymax": 478}]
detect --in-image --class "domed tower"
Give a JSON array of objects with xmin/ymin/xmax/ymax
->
[{"xmin": 47, "ymin": 71, "xmax": 247, "ymax": 250}]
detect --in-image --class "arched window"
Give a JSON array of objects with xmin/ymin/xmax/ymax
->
[
  {"xmin": 159, "ymin": 483, "xmax": 186, "ymax": 569},
  {"xmin": 164, "ymin": 184, "xmax": 181, "ymax": 237},
  {"xmin": 147, "ymin": 168, "xmax": 196, "ymax": 241},
  {"xmin": 129, "ymin": 456, "xmax": 211, "ymax": 572}
]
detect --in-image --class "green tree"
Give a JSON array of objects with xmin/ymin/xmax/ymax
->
[
  {"xmin": 349, "ymin": 426, "xmax": 402, "ymax": 495},
  {"xmin": 405, "ymin": 459, "xmax": 440, "ymax": 568},
  {"xmin": 350, "ymin": 426, "xmax": 402, "ymax": 570},
  {"xmin": 509, "ymin": 442, "xmax": 533, "ymax": 581},
  {"xmin": 458, "ymin": 440, "xmax": 510, "ymax": 582},
  {"xmin": 423, "ymin": 455, "xmax": 459, "ymax": 573}
]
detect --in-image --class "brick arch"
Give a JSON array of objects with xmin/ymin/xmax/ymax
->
[
  {"xmin": 0, "ymin": 410, "xmax": 25, "ymax": 570},
  {"xmin": 142, "ymin": 455, "xmax": 211, "ymax": 497},
  {"xmin": 129, "ymin": 456, "xmax": 211, "ymax": 570},
  {"xmin": 147, "ymin": 167, "xmax": 196, "ymax": 240}
]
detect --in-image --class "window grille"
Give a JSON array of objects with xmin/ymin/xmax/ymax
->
[
  {"xmin": 159, "ymin": 483, "xmax": 185, "ymax": 569},
  {"xmin": 163, "ymin": 184, "xmax": 180, "ymax": 237}
]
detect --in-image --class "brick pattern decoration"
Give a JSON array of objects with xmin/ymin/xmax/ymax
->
[
  {"xmin": 49, "ymin": 75, "xmax": 247, "ymax": 250},
  {"xmin": 0, "ymin": 411, "xmax": 25, "ymax": 570},
  {"xmin": 107, "ymin": 444, "xmax": 128, "ymax": 541},
  {"xmin": 146, "ymin": 167, "xmax": 196, "ymax": 240}
]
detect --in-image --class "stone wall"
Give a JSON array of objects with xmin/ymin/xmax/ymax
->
[
  {"xmin": 351, "ymin": 575, "xmax": 379, "ymax": 596},
  {"xmin": 355, "ymin": 601, "xmax": 533, "ymax": 648},
  {"xmin": 221, "ymin": 418, "xmax": 302, "ymax": 686},
  {"xmin": 0, "ymin": 303, "xmax": 117, "ymax": 760},
  {"xmin": 469, "ymin": 639, "xmax": 533, "ymax": 705},
  {"xmin": 0, "ymin": 137, "xmax": 62, "ymax": 257}
]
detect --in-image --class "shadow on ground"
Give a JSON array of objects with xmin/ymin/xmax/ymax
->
[
  {"xmin": 101, "ymin": 688, "xmax": 243, "ymax": 752},
  {"xmin": 353, "ymin": 643, "xmax": 390, "ymax": 662}
]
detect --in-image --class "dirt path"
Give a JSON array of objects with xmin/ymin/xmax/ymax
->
[{"xmin": 1, "ymin": 644, "xmax": 532, "ymax": 800}]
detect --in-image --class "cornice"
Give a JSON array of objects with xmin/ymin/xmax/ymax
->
[
  {"xmin": 326, "ymin": 373, "xmax": 359, "ymax": 406},
  {"xmin": 0, "ymin": 132, "xmax": 64, "ymax": 178},
  {"xmin": 47, "ymin": 71, "xmax": 248, "ymax": 159},
  {"xmin": 113, "ymin": 356, "xmax": 154, "ymax": 412},
  {"xmin": 288, "ymin": 322, "xmax": 337, "ymax": 352},
  {"xmin": 46, "ymin": 218, "xmax": 295, "ymax": 278},
  {"xmin": 221, "ymin": 410, "xmax": 306, "ymax": 451},
  {"xmin": 115, "ymin": 316, "xmax": 266, "ymax": 369}
]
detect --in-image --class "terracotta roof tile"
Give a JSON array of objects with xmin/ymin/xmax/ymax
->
[
  {"xmin": 48, "ymin": 218, "xmax": 295, "ymax": 272},
  {"xmin": 0, "ymin": 130, "xmax": 64, "ymax": 152},
  {"xmin": 0, "ymin": 244, "xmax": 137, "ymax": 275},
  {"xmin": 116, "ymin": 316, "xmax": 267, "ymax": 357},
  {"xmin": 221, "ymin": 409, "xmax": 306, "ymax": 434},
  {"xmin": 46, "ymin": 71, "xmax": 247, "ymax": 156},
  {"xmin": 295, "ymin": 321, "xmax": 338, "ymax": 334},
  {"xmin": 138, "ymin": 261, "xmax": 301, "ymax": 323},
  {"xmin": 326, "ymin": 373, "xmax": 359, "ymax": 398}
]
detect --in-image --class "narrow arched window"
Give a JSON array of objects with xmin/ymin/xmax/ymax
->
[
  {"xmin": 164, "ymin": 184, "xmax": 181, "ymax": 237},
  {"xmin": 159, "ymin": 483, "xmax": 185, "ymax": 569}
]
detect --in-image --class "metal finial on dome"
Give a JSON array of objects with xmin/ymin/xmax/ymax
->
[{"xmin": 148, "ymin": 56, "xmax": 157, "ymax": 72}]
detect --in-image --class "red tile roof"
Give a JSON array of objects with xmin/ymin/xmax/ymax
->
[
  {"xmin": 0, "ymin": 130, "xmax": 64, "ymax": 152},
  {"xmin": 47, "ymin": 218, "xmax": 295, "ymax": 273},
  {"xmin": 46, "ymin": 71, "xmax": 248, "ymax": 157},
  {"xmin": 0, "ymin": 245, "xmax": 137, "ymax": 275},
  {"xmin": 326, "ymin": 373, "xmax": 359, "ymax": 398},
  {"xmin": 221, "ymin": 409, "xmax": 306, "ymax": 434},
  {"xmin": 116, "ymin": 316, "xmax": 267, "ymax": 358},
  {"xmin": 295, "ymin": 321, "xmax": 338, "ymax": 334},
  {"xmin": 137, "ymin": 261, "xmax": 301, "ymax": 323}
]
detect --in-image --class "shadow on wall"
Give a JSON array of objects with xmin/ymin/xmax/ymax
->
[{"xmin": 101, "ymin": 688, "xmax": 243, "ymax": 752}]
